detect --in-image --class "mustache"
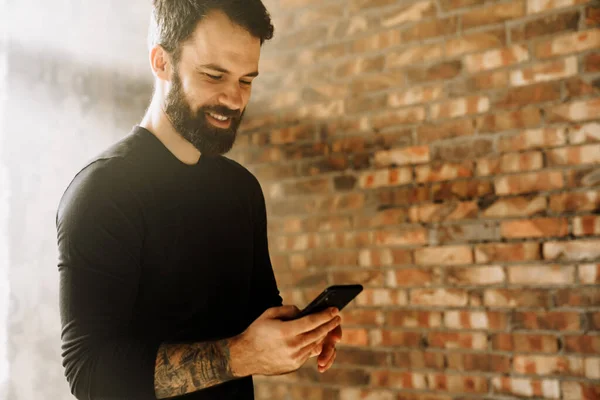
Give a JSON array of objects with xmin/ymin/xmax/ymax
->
[{"xmin": 201, "ymin": 105, "xmax": 241, "ymax": 119}]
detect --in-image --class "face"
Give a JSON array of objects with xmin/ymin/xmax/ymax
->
[{"xmin": 164, "ymin": 10, "xmax": 261, "ymax": 156}]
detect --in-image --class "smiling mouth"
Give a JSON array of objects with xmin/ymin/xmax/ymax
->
[{"xmin": 206, "ymin": 112, "xmax": 233, "ymax": 127}]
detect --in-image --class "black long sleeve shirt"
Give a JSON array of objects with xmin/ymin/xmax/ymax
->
[{"xmin": 56, "ymin": 126, "xmax": 282, "ymax": 399}]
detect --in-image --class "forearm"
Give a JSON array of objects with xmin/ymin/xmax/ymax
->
[{"xmin": 154, "ymin": 336, "xmax": 247, "ymax": 399}]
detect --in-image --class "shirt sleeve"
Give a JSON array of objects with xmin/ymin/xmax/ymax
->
[
  {"xmin": 56, "ymin": 158, "xmax": 161, "ymax": 400},
  {"xmin": 249, "ymin": 178, "xmax": 283, "ymax": 321}
]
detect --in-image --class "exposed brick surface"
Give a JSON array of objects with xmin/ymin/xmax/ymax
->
[{"xmin": 245, "ymin": 0, "xmax": 600, "ymax": 398}]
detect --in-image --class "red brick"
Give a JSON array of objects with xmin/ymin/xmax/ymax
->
[
  {"xmin": 543, "ymin": 239, "xmax": 600, "ymax": 261},
  {"xmin": 527, "ymin": 0, "xmax": 588, "ymax": 13},
  {"xmin": 409, "ymin": 201, "xmax": 478, "ymax": 222},
  {"xmin": 358, "ymin": 168, "xmax": 412, "ymax": 189},
  {"xmin": 389, "ymin": 268, "xmax": 442, "ymax": 287},
  {"xmin": 428, "ymin": 332, "xmax": 487, "ymax": 350},
  {"xmin": 373, "ymin": 227, "xmax": 427, "ymax": 247},
  {"xmin": 498, "ymin": 127, "xmax": 567, "ymax": 152},
  {"xmin": 432, "ymin": 180, "xmax": 494, "ymax": 201},
  {"xmin": 465, "ymin": 45, "xmax": 529, "ymax": 73},
  {"xmin": 335, "ymin": 55, "xmax": 385, "ymax": 78},
  {"xmin": 388, "ymin": 310, "xmax": 443, "ymax": 328},
  {"xmin": 510, "ymin": 56, "xmax": 577, "ymax": 86},
  {"xmin": 579, "ymin": 263, "xmax": 600, "ymax": 284},
  {"xmin": 417, "ymin": 119, "xmax": 475, "ymax": 144},
  {"xmin": 547, "ymin": 144, "xmax": 600, "ymax": 166},
  {"xmin": 467, "ymin": 69, "xmax": 510, "ymax": 91},
  {"xmin": 428, "ymin": 374, "xmax": 488, "ymax": 393},
  {"xmin": 335, "ymin": 348, "xmax": 389, "ymax": 367},
  {"xmin": 549, "ymin": 190, "xmax": 600, "ymax": 213},
  {"xmin": 535, "ymin": 29, "xmax": 600, "ymax": 58},
  {"xmin": 492, "ymin": 333, "xmax": 559, "ymax": 352},
  {"xmin": 370, "ymin": 371, "xmax": 427, "ymax": 390},
  {"xmin": 359, "ymin": 249, "xmax": 412, "ymax": 267},
  {"xmin": 514, "ymin": 311, "xmax": 582, "ymax": 331},
  {"xmin": 446, "ymin": 353, "xmax": 511, "ymax": 373},
  {"xmin": 462, "ymin": 0, "xmax": 525, "ymax": 29},
  {"xmin": 350, "ymin": 70, "xmax": 406, "ymax": 93},
  {"xmin": 388, "ymin": 85, "xmax": 444, "ymax": 108},
  {"xmin": 562, "ymin": 381, "xmax": 600, "ymax": 400},
  {"xmin": 446, "ymin": 266, "xmax": 506, "ymax": 285},
  {"xmin": 508, "ymin": 264, "xmax": 575, "ymax": 285},
  {"xmin": 411, "ymin": 289, "xmax": 469, "ymax": 306},
  {"xmin": 476, "ymin": 107, "xmax": 542, "ymax": 133},
  {"xmin": 492, "ymin": 377, "xmax": 560, "ymax": 399},
  {"xmin": 402, "ymin": 17, "xmax": 459, "ymax": 42},
  {"xmin": 585, "ymin": 52, "xmax": 600, "ymax": 72},
  {"xmin": 476, "ymin": 151, "xmax": 543, "ymax": 176},
  {"xmin": 406, "ymin": 60, "xmax": 463, "ymax": 84},
  {"xmin": 444, "ymin": 311, "xmax": 508, "ymax": 330},
  {"xmin": 378, "ymin": 186, "xmax": 430, "ymax": 208},
  {"xmin": 549, "ymin": 98, "xmax": 600, "ymax": 123},
  {"xmin": 371, "ymin": 107, "xmax": 426, "ymax": 130},
  {"xmin": 376, "ymin": 330, "xmax": 422, "ymax": 347},
  {"xmin": 341, "ymin": 309, "xmax": 385, "ymax": 326},
  {"xmin": 482, "ymin": 195, "xmax": 547, "ymax": 218},
  {"xmin": 430, "ymin": 95, "xmax": 490, "ymax": 120},
  {"xmin": 341, "ymin": 328, "xmax": 370, "ymax": 347},
  {"xmin": 484, "ymin": 289, "xmax": 551, "ymax": 308},
  {"xmin": 381, "ymin": 0, "xmax": 436, "ymax": 26},
  {"xmin": 432, "ymin": 138, "xmax": 494, "ymax": 161},
  {"xmin": 385, "ymin": 43, "xmax": 444, "ymax": 68},
  {"xmin": 354, "ymin": 209, "xmax": 407, "ymax": 229},
  {"xmin": 556, "ymin": 287, "xmax": 600, "ymax": 307},
  {"xmin": 514, "ymin": 354, "xmax": 585, "ymax": 375},
  {"xmin": 374, "ymin": 145, "xmax": 430, "ymax": 167},
  {"xmin": 288, "ymin": 386, "xmax": 338, "ymax": 400},
  {"xmin": 415, "ymin": 245, "xmax": 473, "ymax": 266},
  {"xmin": 339, "ymin": 388, "xmax": 397, "ymax": 400},
  {"xmin": 393, "ymin": 350, "xmax": 445, "ymax": 369},
  {"xmin": 565, "ymin": 335, "xmax": 600, "ymax": 353},
  {"xmin": 512, "ymin": 10, "xmax": 580, "ymax": 41},
  {"xmin": 501, "ymin": 217, "xmax": 569, "ymax": 238},
  {"xmin": 331, "ymin": 270, "xmax": 385, "ymax": 287},
  {"xmin": 475, "ymin": 242, "xmax": 541, "ymax": 263},
  {"xmin": 352, "ymin": 30, "xmax": 402, "ymax": 53},
  {"xmin": 416, "ymin": 161, "xmax": 473, "ymax": 183},
  {"xmin": 494, "ymin": 82, "xmax": 561, "ymax": 109},
  {"xmin": 494, "ymin": 170, "xmax": 563, "ymax": 195},
  {"xmin": 445, "ymin": 29, "xmax": 505, "ymax": 57},
  {"xmin": 570, "ymin": 122, "xmax": 600, "ymax": 144}
]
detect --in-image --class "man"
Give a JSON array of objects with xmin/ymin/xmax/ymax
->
[{"xmin": 56, "ymin": 1, "xmax": 342, "ymax": 399}]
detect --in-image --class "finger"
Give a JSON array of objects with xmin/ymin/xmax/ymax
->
[
  {"xmin": 298, "ymin": 316, "xmax": 341, "ymax": 348},
  {"xmin": 330, "ymin": 325, "xmax": 342, "ymax": 343},
  {"xmin": 309, "ymin": 340, "xmax": 324, "ymax": 358},
  {"xmin": 264, "ymin": 305, "xmax": 301, "ymax": 320},
  {"xmin": 319, "ymin": 348, "xmax": 337, "ymax": 373},
  {"xmin": 317, "ymin": 343, "xmax": 335, "ymax": 367},
  {"xmin": 289, "ymin": 307, "xmax": 339, "ymax": 335},
  {"xmin": 296, "ymin": 340, "xmax": 321, "ymax": 366}
]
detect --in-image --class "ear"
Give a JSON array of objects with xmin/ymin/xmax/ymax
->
[{"xmin": 149, "ymin": 45, "xmax": 173, "ymax": 82}]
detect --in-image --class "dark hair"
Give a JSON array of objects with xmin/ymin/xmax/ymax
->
[{"xmin": 149, "ymin": 0, "xmax": 274, "ymax": 65}]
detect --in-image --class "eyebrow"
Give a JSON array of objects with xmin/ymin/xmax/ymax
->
[{"xmin": 197, "ymin": 63, "xmax": 259, "ymax": 78}]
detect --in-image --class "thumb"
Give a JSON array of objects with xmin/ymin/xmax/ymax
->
[{"xmin": 262, "ymin": 305, "xmax": 301, "ymax": 320}]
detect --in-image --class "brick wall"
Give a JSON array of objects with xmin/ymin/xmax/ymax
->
[{"xmin": 231, "ymin": 0, "xmax": 600, "ymax": 398}]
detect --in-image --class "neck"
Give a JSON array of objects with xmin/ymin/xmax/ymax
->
[{"xmin": 140, "ymin": 95, "xmax": 202, "ymax": 166}]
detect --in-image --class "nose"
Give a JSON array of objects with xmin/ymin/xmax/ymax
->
[{"xmin": 218, "ymin": 82, "xmax": 243, "ymax": 111}]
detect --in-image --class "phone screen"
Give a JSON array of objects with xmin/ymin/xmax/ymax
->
[{"xmin": 291, "ymin": 284, "xmax": 363, "ymax": 320}]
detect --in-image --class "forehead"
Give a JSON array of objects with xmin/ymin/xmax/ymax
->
[{"xmin": 182, "ymin": 10, "xmax": 261, "ymax": 71}]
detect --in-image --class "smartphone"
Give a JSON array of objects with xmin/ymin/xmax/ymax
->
[{"xmin": 284, "ymin": 284, "xmax": 363, "ymax": 321}]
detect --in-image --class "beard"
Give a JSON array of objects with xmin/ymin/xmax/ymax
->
[{"xmin": 164, "ymin": 69, "xmax": 245, "ymax": 157}]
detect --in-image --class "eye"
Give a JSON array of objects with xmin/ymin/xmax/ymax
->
[
  {"xmin": 240, "ymin": 80, "xmax": 252, "ymax": 86},
  {"xmin": 205, "ymin": 73, "xmax": 222, "ymax": 81}
]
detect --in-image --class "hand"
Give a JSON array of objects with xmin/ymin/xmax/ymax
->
[
  {"xmin": 311, "ymin": 325, "xmax": 342, "ymax": 373},
  {"xmin": 230, "ymin": 305, "xmax": 341, "ymax": 377}
]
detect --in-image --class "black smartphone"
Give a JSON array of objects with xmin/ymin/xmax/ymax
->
[{"xmin": 285, "ymin": 284, "xmax": 363, "ymax": 321}]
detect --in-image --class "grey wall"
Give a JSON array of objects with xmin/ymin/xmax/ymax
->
[{"xmin": 1, "ymin": 1, "xmax": 152, "ymax": 398}]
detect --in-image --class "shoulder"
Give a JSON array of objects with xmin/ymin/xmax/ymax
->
[
  {"xmin": 220, "ymin": 156, "xmax": 263, "ymax": 194},
  {"xmin": 56, "ymin": 157, "xmax": 140, "ymax": 227}
]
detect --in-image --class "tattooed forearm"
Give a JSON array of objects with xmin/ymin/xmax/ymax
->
[{"xmin": 154, "ymin": 339, "xmax": 236, "ymax": 399}]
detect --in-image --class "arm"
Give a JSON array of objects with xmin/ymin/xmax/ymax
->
[{"xmin": 249, "ymin": 178, "xmax": 283, "ymax": 319}]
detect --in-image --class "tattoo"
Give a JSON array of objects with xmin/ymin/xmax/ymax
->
[{"xmin": 154, "ymin": 339, "xmax": 235, "ymax": 399}]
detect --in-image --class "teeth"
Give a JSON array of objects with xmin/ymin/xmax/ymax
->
[{"xmin": 208, "ymin": 112, "xmax": 229, "ymax": 121}]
